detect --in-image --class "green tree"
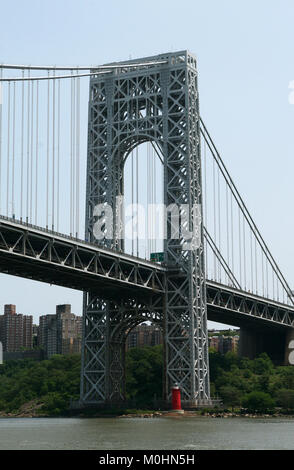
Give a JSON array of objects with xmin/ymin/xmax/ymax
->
[
  {"xmin": 242, "ymin": 391, "xmax": 275, "ymax": 413},
  {"xmin": 224, "ymin": 352, "xmax": 240, "ymax": 370},
  {"xmin": 276, "ymin": 367, "xmax": 294, "ymax": 389},
  {"xmin": 252, "ymin": 353, "xmax": 273, "ymax": 375},
  {"xmin": 219, "ymin": 385, "xmax": 242, "ymax": 410},
  {"xmin": 275, "ymin": 389, "xmax": 294, "ymax": 410},
  {"xmin": 208, "ymin": 349, "xmax": 226, "ymax": 382},
  {"xmin": 125, "ymin": 345, "xmax": 163, "ymax": 407},
  {"xmin": 257, "ymin": 373, "xmax": 270, "ymax": 393},
  {"xmin": 0, "ymin": 354, "xmax": 81, "ymax": 415}
]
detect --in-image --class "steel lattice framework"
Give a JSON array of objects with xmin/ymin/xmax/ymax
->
[
  {"xmin": 0, "ymin": 216, "xmax": 165, "ymax": 297},
  {"xmin": 81, "ymin": 51, "xmax": 210, "ymax": 407},
  {"xmin": 1, "ymin": 54, "xmax": 294, "ymax": 408},
  {"xmin": 206, "ymin": 281, "xmax": 294, "ymax": 329}
]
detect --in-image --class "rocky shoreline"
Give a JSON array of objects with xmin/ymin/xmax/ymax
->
[
  {"xmin": 0, "ymin": 399, "xmax": 46, "ymax": 418},
  {"xmin": 1, "ymin": 412, "xmax": 293, "ymax": 419},
  {"xmin": 1, "ymin": 401, "xmax": 294, "ymax": 419},
  {"xmin": 117, "ymin": 410, "xmax": 294, "ymax": 419}
]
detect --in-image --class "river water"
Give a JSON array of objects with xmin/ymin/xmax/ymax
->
[{"xmin": 0, "ymin": 416, "xmax": 293, "ymax": 450}]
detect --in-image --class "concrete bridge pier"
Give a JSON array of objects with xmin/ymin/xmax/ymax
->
[{"xmin": 239, "ymin": 327, "xmax": 291, "ymax": 365}]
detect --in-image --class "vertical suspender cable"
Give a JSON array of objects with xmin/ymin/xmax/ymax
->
[
  {"xmin": 70, "ymin": 72, "xmax": 73, "ymax": 236},
  {"xmin": 231, "ymin": 191, "xmax": 234, "ymax": 277},
  {"xmin": 152, "ymin": 144, "xmax": 154, "ymax": 256},
  {"xmin": 144, "ymin": 149, "xmax": 146, "ymax": 261},
  {"xmin": 0, "ymin": 67, "xmax": 2, "ymax": 215},
  {"xmin": 203, "ymin": 139, "xmax": 208, "ymax": 277},
  {"xmin": 154, "ymin": 146, "xmax": 156, "ymax": 253},
  {"xmin": 150, "ymin": 143, "xmax": 152, "ymax": 258},
  {"xmin": 52, "ymin": 72, "xmax": 55, "ymax": 230},
  {"xmin": 6, "ymin": 81, "xmax": 11, "ymax": 216},
  {"xmin": 131, "ymin": 149, "xmax": 134, "ymax": 255},
  {"xmin": 217, "ymin": 162, "xmax": 221, "ymax": 281},
  {"xmin": 76, "ymin": 77, "xmax": 80, "ymax": 238},
  {"xmin": 153, "ymin": 145, "xmax": 155, "ymax": 254},
  {"xmin": 255, "ymin": 236, "xmax": 258, "ymax": 294},
  {"xmin": 57, "ymin": 79, "xmax": 60, "ymax": 232},
  {"xmin": 266, "ymin": 257, "xmax": 269, "ymax": 299},
  {"xmin": 20, "ymin": 70, "xmax": 24, "ymax": 221},
  {"xmin": 136, "ymin": 144, "xmax": 139, "ymax": 257},
  {"xmin": 243, "ymin": 215, "xmax": 246, "ymax": 290},
  {"xmin": 238, "ymin": 208, "xmax": 242, "ymax": 286},
  {"xmin": 150, "ymin": 142, "xmax": 152, "ymax": 257},
  {"xmin": 261, "ymin": 249, "xmax": 265, "ymax": 297},
  {"xmin": 46, "ymin": 71, "xmax": 50, "ymax": 229},
  {"xmin": 226, "ymin": 183, "xmax": 229, "ymax": 284},
  {"xmin": 146, "ymin": 144, "xmax": 149, "ymax": 259},
  {"xmin": 35, "ymin": 80, "xmax": 39, "ymax": 225},
  {"xmin": 146, "ymin": 144, "xmax": 148, "ymax": 259},
  {"xmin": 70, "ymin": 74, "xmax": 76, "ymax": 236},
  {"xmin": 72, "ymin": 77, "xmax": 76, "ymax": 236},
  {"xmin": 250, "ymin": 229, "xmax": 253, "ymax": 292},
  {"xmin": 154, "ymin": 146, "xmax": 156, "ymax": 254},
  {"xmin": 12, "ymin": 81, "xmax": 16, "ymax": 218},
  {"xmin": 154, "ymin": 146, "xmax": 157, "ymax": 255},
  {"xmin": 153, "ymin": 144, "xmax": 155, "ymax": 254},
  {"xmin": 30, "ymin": 81, "xmax": 34, "ymax": 223},
  {"xmin": 212, "ymin": 156, "xmax": 216, "ymax": 279},
  {"xmin": 26, "ymin": 73, "xmax": 30, "ymax": 222},
  {"xmin": 146, "ymin": 142, "xmax": 150, "ymax": 260}
]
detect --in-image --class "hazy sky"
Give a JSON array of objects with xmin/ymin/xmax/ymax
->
[{"xmin": 1, "ymin": 0, "xmax": 294, "ymax": 329}]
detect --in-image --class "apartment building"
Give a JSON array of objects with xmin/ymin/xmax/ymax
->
[
  {"xmin": 39, "ymin": 305, "xmax": 82, "ymax": 358},
  {"xmin": 0, "ymin": 304, "xmax": 33, "ymax": 352},
  {"xmin": 126, "ymin": 323, "xmax": 162, "ymax": 350}
]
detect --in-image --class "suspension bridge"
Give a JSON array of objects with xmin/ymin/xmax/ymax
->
[{"xmin": 0, "ymin": 50, "xmax": 293, "ymax": 407}]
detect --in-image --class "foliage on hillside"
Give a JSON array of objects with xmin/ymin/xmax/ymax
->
[
  {"xmin": 0, "ymin": 346, "xmax": 294, "ymax": 415},
  {"xmin": 0, "ymin": 354, "xmax": 80, "ymax": 415},
  {"xmin": 125, "ymin": 345, "xmax": 163, "ymax": 407},
  {"xmin": 209, "ymin": 349, "xmax": 294, "ymax": 412}
]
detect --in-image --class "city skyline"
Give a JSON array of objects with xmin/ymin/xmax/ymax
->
[{"xmin": 0, "ymin": 302, "xmax": 82, "ymax": 358}]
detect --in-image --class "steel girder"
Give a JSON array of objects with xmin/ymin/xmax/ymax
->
[
  {"xmin": 81, "ymin": 51, "xmax": 211, "ymax": 407},
  {"xmin": 206, "ymin": 281, "xmax": 294, "ymax": 329},
  {"xmin": 0, "ymin": 216, "xmax": 165, "ymax": 298}
]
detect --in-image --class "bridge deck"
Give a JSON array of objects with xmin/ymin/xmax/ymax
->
[
  {"xmin": 0, "ymin": 216, "xmax": 165, "ymax": 299},
  {"xmin": 0, "ymin": 216, "xmax": 294, "ymax": 329},
  {"xmin": 206, "ymin": 281, "xmax": 294, "ymax": 330}
]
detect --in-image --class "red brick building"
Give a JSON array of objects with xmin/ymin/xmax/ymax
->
[
  {"xmin": 126, "ymin": 323, "xmax": 162, "ymax": 350},
  {"xmin": 0, "ymin": 304, "xmax": 33, "ymax": 352},
  {"xmin": 39, "ymin": 305, "xmax": 82, "ymax": 358}
]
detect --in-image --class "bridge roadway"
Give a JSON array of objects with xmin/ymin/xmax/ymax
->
[{"xmin": 0, "ymin": 215, "xmax": 293, "ymax": 333}]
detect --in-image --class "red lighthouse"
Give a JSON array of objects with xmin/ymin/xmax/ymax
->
[{"xmin": 171, "ymin": 384, "xmax": 184, "ymax": 413}]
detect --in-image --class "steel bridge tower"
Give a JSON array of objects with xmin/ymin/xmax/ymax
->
[{"xmin": 80, "ymin": 51, "xmax": 211, "ymax": 407}]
